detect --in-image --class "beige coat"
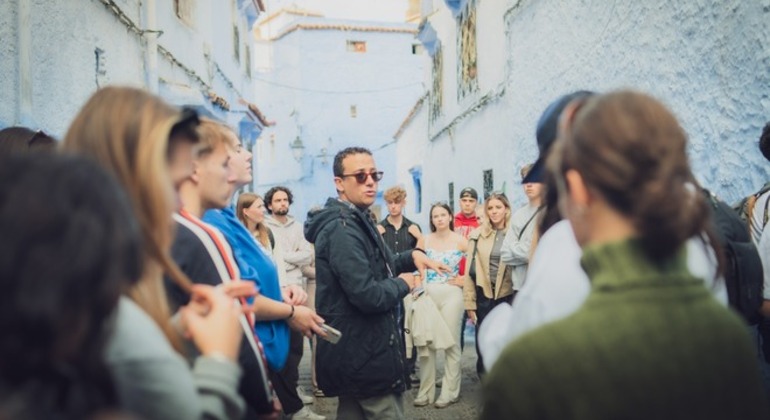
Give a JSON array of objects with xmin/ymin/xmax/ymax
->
[
  {"xmin": 463, "ymin": 225, "xmax": 514, "ymax": 310},
  {"xmin": 404, "ymin": 293, "xmax": 455, "ymax": 356}
]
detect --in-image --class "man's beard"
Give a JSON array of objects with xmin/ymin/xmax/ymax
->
[{"xmin": 273, "ymin": 208, "xmax": 289, "ymax": 216}]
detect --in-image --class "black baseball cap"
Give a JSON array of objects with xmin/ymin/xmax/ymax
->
[
  {"xmin": 522, "ymin": 90, "xmax": 595, "ymax": 184},
  {"xmin": 459, "ymin": 187, "xmax": 478, "ymax": 200}
]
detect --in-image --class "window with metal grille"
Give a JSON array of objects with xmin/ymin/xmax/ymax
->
[
  {"xmin": 483, "ymin": 169, "xmax": 494, "ymax": 200},
  {"xmin": 429, "ymin": 44, "xmax": 443, "ymax": 123},
  {"xmin": 457, "ymin": 0, "xmax": 478, "ymax": 100}
]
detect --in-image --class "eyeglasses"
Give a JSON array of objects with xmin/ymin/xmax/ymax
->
[{"xmin": 340, "ymin": 171, "xmax": 384, "ymax": 184}]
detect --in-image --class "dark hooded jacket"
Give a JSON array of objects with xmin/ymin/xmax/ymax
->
[{"xmin": 304, "ymin": 198, "xmax": 416, "ymax": 398}]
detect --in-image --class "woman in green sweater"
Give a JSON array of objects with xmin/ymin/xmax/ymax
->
[{"xmin": 481, "ymin": 90, "xmax": 769, "ymax": 419}]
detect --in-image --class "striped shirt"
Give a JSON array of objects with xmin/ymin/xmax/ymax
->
[{"xmin": 379, "ymin": 216, "xmax": 420, "ymax": 254}]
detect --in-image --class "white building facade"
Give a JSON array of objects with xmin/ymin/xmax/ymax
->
[
  {"xmin": 396, "ymin": 0, "xmax": 770, "ymax": 227},
  {"xmin": 0, "ymin": 0, "xmax": 266, "ymax": 144},
  {"xmin": 252, "ymin": 7, "xmax": 424, "ymax": 221}
]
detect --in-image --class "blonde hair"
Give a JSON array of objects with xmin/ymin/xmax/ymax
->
[
  {"xmin": 484, "ymin": 192, "xmax": 512, "ymax": 231},
  {"xmin": 62, "ymin": 86, "xmax": 193, "ymax": 352},
  {"xmin": 383, "ymin": 186, "xmax": 407, "ymax": 203},
  {"xmin": 196, "ymin": 118, "xmax": 238, "ymax": 157},
  {"xmin": 236, "ymin": 192, "xmax": 271, "ymax": 249}
]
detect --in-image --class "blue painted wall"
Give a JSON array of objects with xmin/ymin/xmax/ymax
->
[
  {"xmin": 253, "ymin": 15, "xmax": 424, "ymax": 221},
  {"xmin": 397, "ymin": 0, "xmax": 770, "ymax": 220},
  {"xmin": 0, "ymin": 0, "xmax": 261, "ymax": 140}
]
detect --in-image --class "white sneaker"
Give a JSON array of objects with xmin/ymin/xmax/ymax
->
[
  {"xmin": 291, "ymin": 406, "xmax": 326, "ymax": 420},
  {"xmin": 296, "ymin": 386, "xmax": 314, "ymax": 405}
]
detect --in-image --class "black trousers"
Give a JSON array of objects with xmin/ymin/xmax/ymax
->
[
  {"xmin": 269, "ymin": 329, "xmax": 304, "ymax": 415},
  {"xmin": 474, "ymin": 288, "xmax": 515, "ymax": 377}
]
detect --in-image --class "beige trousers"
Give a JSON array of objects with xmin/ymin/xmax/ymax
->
[{"xmin": 415, "ymin": 283, "xmax": 464, "ymax": 403}]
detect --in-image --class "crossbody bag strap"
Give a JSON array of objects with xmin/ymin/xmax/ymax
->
[{"xmin": 517, "ymin": 206, "xmax": 544, "ymax": 240}]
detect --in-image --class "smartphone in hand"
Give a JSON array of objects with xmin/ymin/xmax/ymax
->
[{"xmin": 318, "ymin": 323, "xmax": 342, "ymax": 344}]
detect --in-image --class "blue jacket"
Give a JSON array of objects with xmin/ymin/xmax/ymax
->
[{"xmin": 203, "ymin": 207, "xmax": 289, "ymax": 371}]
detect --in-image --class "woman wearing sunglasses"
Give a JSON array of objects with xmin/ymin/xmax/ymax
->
[
  {"xmin": 481, "ymin": 91, "xmax": 768, "ymax": 419},
  {"xmin": 412, "ymin": 202, "xmax": 468, "ymax": 409}
]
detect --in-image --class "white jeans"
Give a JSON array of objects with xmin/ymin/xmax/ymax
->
[{"xmin": 415, "ymin": 283, "xmax": 464, "ymax": 403}]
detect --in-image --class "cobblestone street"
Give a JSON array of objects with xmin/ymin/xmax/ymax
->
[{"xmin": 298, "ymin": 330, "xmax": 482, "ymax": 419}]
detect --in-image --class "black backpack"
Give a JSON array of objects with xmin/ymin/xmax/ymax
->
[{"xmin": 705, "ymin": 189, "xmax": 764, "ymax": 324}]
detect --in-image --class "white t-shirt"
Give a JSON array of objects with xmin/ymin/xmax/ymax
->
[
  {"xmin": 757, "ymin": 227, "xmax": 770, "ymax": 300},
  {"xmin": 750, "ymin": 190, "xmax": 770, "ymax": 245},
  {"xmin": 477, "ymin": 219, "xmax": 728, "ymax": 372}
]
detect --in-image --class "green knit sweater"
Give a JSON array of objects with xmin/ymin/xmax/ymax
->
[{"xmin": 481, "ymin": 239, "xmax": 768, "ymax": 420}]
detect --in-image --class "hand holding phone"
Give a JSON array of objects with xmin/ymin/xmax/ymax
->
[{"xmin": 318, "ymin": 323, "xmax": 342, "ymax": 344}]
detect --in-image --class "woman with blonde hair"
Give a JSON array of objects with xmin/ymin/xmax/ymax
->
[
  {"xmin": 482, "ymin": 90, "xmax": 768, "ymax": 419},
  {"xmin": 63, "ymin": 86, "xmax": 246, "ymax": 420},
  {"xmin": 462, "ymin": 192, "xmax": 514, "ymax": 377}
]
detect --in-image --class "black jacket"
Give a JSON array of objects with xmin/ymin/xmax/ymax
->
[{"xmin": 304, "ymin": 198, "xmax": 416, "ymax": 398}]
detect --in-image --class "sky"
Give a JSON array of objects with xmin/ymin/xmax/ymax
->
[{"xmin": 261, "ymin": 0, "xmax": 410, "ymax": 22}]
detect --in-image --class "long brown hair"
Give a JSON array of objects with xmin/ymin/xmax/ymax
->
[
  {"xmin": 429, "ymin": 202, "xmax": 454, "ymax": 232},
  {"xmin": 62, "ymin": 86, "xmax": 194, "ymax": 351},
  {"xmin": 236, "ymin": 192, "xmax": 272, "ymax": 249},
  {"xmin": 551, "ymin": 90, "xmax": 715, "ymax": 262}
]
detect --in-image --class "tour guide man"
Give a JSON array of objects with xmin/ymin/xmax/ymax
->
[{"xmin": 305, "ymin": 146, "xmax": 449, "ymax": 419}]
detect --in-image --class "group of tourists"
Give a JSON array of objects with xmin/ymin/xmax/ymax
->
[
  {"xmin": 371, "ymin": 90, "xmax": 770, "ymax": 420},
  {"xmin": 2, "ymin": 85, "xmax": 770, "ymax": 420}
]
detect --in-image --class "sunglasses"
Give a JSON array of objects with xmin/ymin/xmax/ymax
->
[{"xmin": 340, "ymin": 171, "xmax": 384, "ymax": 184}]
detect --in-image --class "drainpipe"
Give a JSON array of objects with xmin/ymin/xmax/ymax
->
[
  {"xmin": 16, "ymin": 0, "xmax": 32, "ymax": 125},
  {"xmin": 143, "ymin": 0, "xmax": 159, "ymax": 93}
]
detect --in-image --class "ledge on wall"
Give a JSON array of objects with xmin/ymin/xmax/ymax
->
[{"xmin": 159, "ymin": 80, "xmax": 218, "ymax": 119}]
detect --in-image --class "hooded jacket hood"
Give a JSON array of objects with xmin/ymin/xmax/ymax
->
[{"xmin": 305, "ymin": 197, "xmax": 360, "ymax": 244}]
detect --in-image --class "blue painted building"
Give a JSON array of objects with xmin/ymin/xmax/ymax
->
[
  {"xmin": 252, "ymin": 6, "xmax": 425, "ymax": 221},
  {"xmin": 397, "ymin": 0, "xmax": 770, "ymax": 228},
  {"xmin": 0, "ymin": 0, "xmax": 267, "ymax": 145}
]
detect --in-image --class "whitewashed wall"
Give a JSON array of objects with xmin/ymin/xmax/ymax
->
[
  {"xmin": 396, "ymin": 0, "xmax": 770, "ymax": 213},
  {"xmin": 0, "ymin": 0, "xmax": 260, "ymax": 138},
  {"xmin": 253, "ymin": 16, "xmax": 424, "ymax": 221}
]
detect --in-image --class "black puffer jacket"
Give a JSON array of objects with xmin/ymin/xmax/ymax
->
[{"xmin": 304, "ymin": 198, "xmax": 415, "ymax": 398}]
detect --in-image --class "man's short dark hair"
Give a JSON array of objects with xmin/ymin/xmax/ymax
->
[
  {"xmin": 760, "ymin": 122, "xmax": 770, "ymax": 162},
  {"xmin": 333, "ymin": 147, "xmax": 372, "ymax": 177},
  {"xmin": 264, "ymin": 186, "xmax": 293, "ymax": 214}
]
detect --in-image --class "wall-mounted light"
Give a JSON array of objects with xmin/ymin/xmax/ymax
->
[{"xmin": 290, "ymin": 136, "xmax": 305, "ymax": 162}]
